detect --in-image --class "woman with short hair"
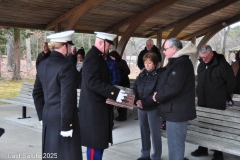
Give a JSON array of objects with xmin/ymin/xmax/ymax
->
[{"xmin": 133, "ymin": 52, "xmax": 164, "ymax": 160}]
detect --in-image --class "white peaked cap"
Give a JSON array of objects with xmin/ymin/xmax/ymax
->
[
  {"xmin": 47, "ymin": 30, "xmax": 75, "ymax": 45},
  {"xmin": 94, "ymin": 31, "xmax": 117, "ymax": 45}
]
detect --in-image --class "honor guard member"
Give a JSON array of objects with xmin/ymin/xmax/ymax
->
[
  {"xmin": 32, "ymin": 30, "xmax": 82, "ymax": 160},
  {"xmin": 78, "ymin": 31, "xmax": 127, "ymax": 160}
]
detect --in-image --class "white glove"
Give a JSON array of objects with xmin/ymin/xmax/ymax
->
[
  {"xmin": 40, "ymin": 120, "xmax": 42, "ymax": 126},
  {"xmin": 60, "ymin": 129, "xmax": 73, "ymax": 137},
  {"xmin": 116, "ymin": 90, "xmax": 127, "ymax": 103}
]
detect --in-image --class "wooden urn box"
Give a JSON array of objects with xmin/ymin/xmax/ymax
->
[{"xmin": 106, "ymin": 86, "xmax": 135, "ymax": 109}]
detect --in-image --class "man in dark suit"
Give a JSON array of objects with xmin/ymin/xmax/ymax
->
[
  {"xmin": 66, "ymin": 46, "xmax": 77, "ymax": 64},
  {"xmin": 36, "ymin": 42, "xmax": 51, "ymax": 67},
  {"xmin": 137, "ymin": 39, "xmax": 162, "ymax": 70},
  {"xmin": 78, "ymin": 31, "xmax": 127, "ymax": 160},
  {"xmin": 33, "ymin": 30, "xmax": 82, "ymax": 160}
]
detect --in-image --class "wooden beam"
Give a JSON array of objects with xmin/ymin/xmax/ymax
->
[
  {"xmin": 113, "ymin": 29, "xmax": 119, "ymax": 50},
  {"xmin": 181, "ymin": 29, "xmax": 209, "ymax": 40},
  {"xmin": 116, "ymin": 0, "xmax": 179, "ymax": 56},
  {"xmin": 167, "ymin": 0, "xmax": 237, "ymax": 39},
  {"xmin": 45, "ymin": 0, "xmax": 103, "ymax": 30},
  {"xmin": 191, "ymin": 36, "xmax": 196, "ymax": 45},
  {"xmin": 156, "ymin": 32, "xmax": 162, "ymax": 49},
  {"xmin": 65, "ymin": 0, "xmax": 104, "ymax": 30},
  {"xmin": 148, "ymin": 0, "xmax": 237, "ymax": 38},
  {"xmin": 182, "ymin": 13, "xmax": 240, "ymax": 41},
  {"xmin": 54, "ymin": 23, "xmax": 62, "ymax": 32}
]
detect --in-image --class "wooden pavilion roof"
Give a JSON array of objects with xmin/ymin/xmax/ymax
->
[{"xmin": 1, "ymin": 0, "xmax": 240, "ymax": 40}]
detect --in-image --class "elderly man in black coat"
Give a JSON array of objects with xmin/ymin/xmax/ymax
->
[
  {"xmin": 78, "ymin": 31, "xmax": 127, "ymax": 160},
  {"xmin": 191, "ymin": 45, "xmax": 236, "ymax": 160},
  {"xmin": 33, "ymin": 30, "xmax": 82, "ymax": 160},
  {"xmin": 137, "ymin": 39, "xmax": 162, "ymax": 70},
  {"xmin": 153, "ymin": 38, "xmax": 197, "ymax": 160}
]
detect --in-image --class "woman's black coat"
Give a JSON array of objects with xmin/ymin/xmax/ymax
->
[
  {"xmin": 78, "ymin": 46, "xmax": 120, "ymax": 149},
  {"xmin": 133, "ymin": 68, "xmax": 164, "ymax": 111},
  {"xmin": 32, "ymin": 51, "xmax": 82, "ymax": 160}
]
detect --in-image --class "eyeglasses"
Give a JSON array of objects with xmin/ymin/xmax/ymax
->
[
  {"xmin": 200, "ymin": 53, "xmax": 212, "ymax": 60},
  {"xmin": 163, "ymin": 46, "xmax": 172, "ymax": 51}
]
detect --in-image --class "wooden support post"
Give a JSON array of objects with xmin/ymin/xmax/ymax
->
[
  {"xmin": 113, "ymin": 29, "xmax": 119, "ymax": 51},
  {"xmin": 189, "ymin": 36, "xmax": 198, "ymax": 74},
  {"xmin": 54, "ymin": 23, "xmax": 62, "ymax": 32}
]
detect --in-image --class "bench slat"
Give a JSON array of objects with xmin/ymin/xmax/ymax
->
[
  {"xmin": 196, "ymin": 106, "xmax": 240, "ymax": 117},
  {"xmin": 194, "ymin": 117, "xmax": 240, "ymax": 129},
  {"xmin": 187, "ymin": 130, "xmax": 239, "ymax": 146},
  {"xmin": 187, "ymin": 125, "xmax": 240, "ymax": 142},
  {"xmin": 197, "ymin": 111, "xmax": 239, "ymax": 123},
  {"xmin": 189, "ymin": 120, "xmax": 240, "ymax": 135}
]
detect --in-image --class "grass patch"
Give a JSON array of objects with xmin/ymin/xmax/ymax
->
[{"xmin": 0, "ymin": 79, "xmax": 34, "ymax": 99}]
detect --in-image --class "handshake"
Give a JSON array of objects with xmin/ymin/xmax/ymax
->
[{"xmin": 116, "ymin": 89, "xmax": 128, "ymax": 103}]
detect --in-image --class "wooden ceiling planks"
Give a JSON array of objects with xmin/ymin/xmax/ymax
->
[{"xmin": 0, "ymin": 0, "xmax": 240, "ymax": 41}]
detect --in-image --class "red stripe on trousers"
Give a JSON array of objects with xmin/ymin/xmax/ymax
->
[{"xmin": 91, "ymin": 148, "xmax": 94, "ymax": 160}]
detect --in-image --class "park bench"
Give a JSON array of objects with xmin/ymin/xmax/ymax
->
[
  {"xmin": 161, "ymin": 106, "xmax": 240, "ymax": 157},
  {"xmin": 1, "ymin": 82, "xmax": 82, "ymax": 108}
]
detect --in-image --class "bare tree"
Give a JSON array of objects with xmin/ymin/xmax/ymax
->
[
  {"xmin": 88, "ymin": 34, "xmax": 92, "ymax": 49},
  {"xmin": 5, "ymin": 28, "xmax": 14, "ymax": 72},
  {"xmin": 0, "ymin": 51, "xmax": 1, "ymax": 77},
  {"xmin": 12, "ymin": 28, "xmax": 22, "ymax": 80},
  {"xmin": 26, "ymin": 38, "xmax": 32, "ymax": 67},
  {"xmin": 221, "ymin": 26, "xmax": 230, "ymax": 56}
]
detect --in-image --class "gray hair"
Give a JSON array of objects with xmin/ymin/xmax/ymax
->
[
  {"xmin": 71, "ymin": 46, "xmax": 76, "ymax": 50},
  {"xmin": 167, "ymin": 38, "xmax": 182, "ymax": 50},
  {"xmin": 199, "ymin": 45, "xmax": 212, "ymax": 54},
  {"xmin": 146, "ymin": 39, "xmax": 154, "ymax": 45}
]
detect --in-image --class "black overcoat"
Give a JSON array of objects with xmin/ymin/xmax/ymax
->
[
  {"xmin": 196, "ymin": 53, "xmax": 236, "ymax": 110},
  {"xmin": 155, "ymin": 56, "xmax": 196, "ymax": 122},
  {"xmin": 133, "ymin": 68, "xmax": 165, "ymax": 111},
  {"xmin": 78, "ymin": 46, "xmax": 120, "ymax": 150},
  {"xmin": 32, "ymin": 51, "xmax": 82, "ymax": 160},
  {"xmin": 137, "ymin": 45, "xmax": 162, "ymax": 70}
]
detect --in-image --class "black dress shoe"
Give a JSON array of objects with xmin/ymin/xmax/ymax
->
[
  {"xmin": 137, "ymin": 157, "xmax": 151, "ymax": 160},
  {"xmin": 115, "ymin": 116, "xmax": 126, "ymax": 121},
  {"xmin": 212, "ymin": 151, "xmax": 224, "ymax": 160},
  {"xmin": 212, "ymin": 156, "xmax": 224, "ymax": 160},
  {"xmin": 191, "ymin": 148, "xmax": 208, "ymax": 157}
]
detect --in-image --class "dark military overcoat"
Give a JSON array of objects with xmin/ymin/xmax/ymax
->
[
  {"xmin": 33, "ymin": 51, "xmax": 82, "ymax": 160},
  {"xmin": 78, "ymin": 45, "xmax": 120, "ymax": 149}
]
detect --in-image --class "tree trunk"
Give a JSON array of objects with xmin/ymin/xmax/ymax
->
[
  {"xmin": 81, "ymin": 33, "xmax": 84, "ymax": 47},
  {"xmin": 26, "ymin": 38, "xmax": 32, "ymax": 67},
  {"xmin": 221, "ymin": 26, "xmax": 230, "ymax": 57},
  {"xmin": 12, "ymin": 28, "xmax": 22, "ymax": 80},
  {"xmin": 88, "ymin": 34, "xmax": 91, "ymax": 49},
  {"xmin": 0, "ymin": 51, "xmax": 2, "ymax": 77},
  {"xmin": 5, "ymin": 28, "xmax": 14, "ymax": 72}
]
